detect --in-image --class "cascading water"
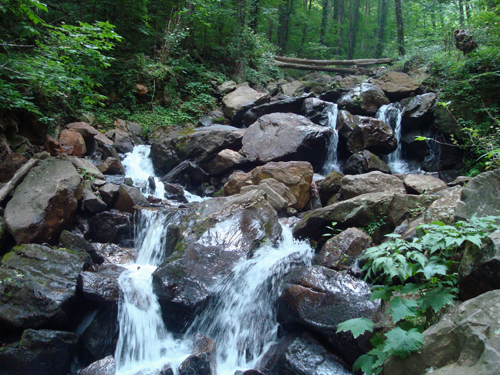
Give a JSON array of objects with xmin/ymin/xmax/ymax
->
[
  {"xmin": 377, "ymin": 103, "xmax": 411, "ymax": 174},
  {"xmin": 323, "ymin": 103, "xmax": 341, "ymax": 175},
  {"xmin": 122, "ymin": 145, "xmax": 165, "ymax": 199}
]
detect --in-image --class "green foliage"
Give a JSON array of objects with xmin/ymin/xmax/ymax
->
[
  {"xmin": 338, "ymin": 214, "xmax": 500, "ymax": 375},
  {"xmin": 362, "ymin": 204, "xmax": 388, "ymax": 236}
]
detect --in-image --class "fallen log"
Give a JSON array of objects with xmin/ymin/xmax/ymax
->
[
  {"xmin": 275, "ymin": 62, "xmax": 358, "ymax": 74},
  {"xmin": 275, "ymin": 56, "xmax": 393, "ymax": 66},
  {"xmin": 0, "ymin": 158, "xmax": 39, "ymax": 204}
]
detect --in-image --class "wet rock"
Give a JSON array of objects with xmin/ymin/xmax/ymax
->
[
  {"xmin": 383, "ymin": 290, "xmax": 500, "ymax": 375},
  {"xmin": 0, "ymin": 245, "xmax": 91, "ymax": 331},
  {"xmin": 66, "ymin": 122, "xmax": 98, "ymax": 154},
  {"xmin": 162, "ymin": 161, "xmax": 210, "ymax": 192},
  {"xmin": 80, "ymin": 355, "xmax": 116, "ymax": 375},
  {"xmin": 151, "ymin": 125, "xmax": 245, "ymax": 175},
  {"xmin": 403, "ymin": 174, "xmax": 447, "ymax": 195},
  {"xmin": 222, "ymin": 85, "xmax": 270, "ymax": 122},
  {"xmin": 82, "ymin": 189, "xmax": 107, "ymax": 215},
  {"xmin": 163, "ymin": 183, "xmax": 187, "ymax": 202},
  {"xmin": 94, "ymin": 243, "xmax": 136, "ymax": 264},
  {"xmin": 258, "ymin": 333, "xmax": 351, "ymax": 375},
  {"xmin": 314, "ymin": 228, "xmax": 373, "ymax": 271},
  {"xmin": 59, "ymin": 230, "xmax": 105, "ymax": 264},
  {"xmin": 293, "ymin": 192, "xmax": 436, "ymax": 242},
  {"xmin": 341, "ymin": 171, "xmax": 406, "ymax": 199},
  {"xmin": 0, "ymin": 153, "xmax": 27, "ymax": 182},
  {"xmin": 78, "ymin": 264, "xmax": 127, "ymax": 305},
  {"xmin": 99, "ymin": 183, "xmax": 121, "ymax": 207},
  {"xmin": 67, "ymin": 156, "xmax": 105, "ymax": 180},
  {"xmin": 277, "ymin": 266, "xmax": 382, "ymax": 365},
  {"xmin": 458, "ymin": 229, "xmax": 500, "ymax": 300},
  {"xmin": 59, "ymin": 129, "xmax": 86, "ymax": 156},
  {"xmin": 455, "ymin": 170, "xmax": 500, "ymax": 221},
  {"xmin": 94, "ymin": 133, "xmax": 114, "ymax": 148},
  {"xmin": 318, "ymin": 88, "xmax": 350, "ymax": 103},
  {"xmin": 342, "ymin": 114, "xmax": 397, "ymax": 155},
  {"xmin": 338, "ymin": 83, "xmax": 390, "ymax": 116},
  {"xmin": 153, "ymin": 190, "xmax": 281, "ymax": 331},
  {"xmin": 98, "ymin": 157, "xmax": 125, "ymax": 175},
  {"xmin": 178, "ymin": 333, "xmax": 217, "ymax": 375},
  {"xmin": 318, "ymin": 170, "xmax": 344, "ymax": 206},
  {"xmin": 224, "ymin": 161, "xmax": 314, "ymax": 211},
  {"xmin": 115, "ymin": 184, "xmax": 150, "ymax": 213},
  {"xmin": 241, "ymin": 113, "xmax": 332, "ymax": 169},
  {"xmin": 301, "ymin": 97, "xmax": 336, "ymax": 126},
  {"xmin": 243, "ymin": 93, "xmax": 314, "ymax": 127},
  {"xmin": 344, "ymin": 150, "xmax": 391, "ymax": 175},
  {"xmin": 422, "ymin": 185, "xmax": 462, "ymax": 224},
  {"xmin": 370, "ymin": 71, "xmax": 420, "ymax": 101},
  {"xmin": 241, "ymin": 180, "xmax": 291, "ymax": 214},
  {"xmin": 401, "ymin": 93, "xmax": 437, "ymax": 130},
  {"xmin": 5, "ymin": 158, "xmax": 82, "ymax": 244},
  {"xmin": 88, "ymin": 211, "xmax": 133, "ymax": 245},
  {"xmin": 0, "ymin": 329, "xmax": 78, "ymax": 375},
  {"xmin": 207, "ymin": 149, "xmax": 247, "ymax": 176}
]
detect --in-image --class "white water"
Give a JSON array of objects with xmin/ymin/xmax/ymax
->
[
  {"xmin": 122, "ymin": 145, "xmax": 166, "ymax": 199},
  {"xmin": 323, "ymin": 103, "xmax": 341, "ymax": 174}
]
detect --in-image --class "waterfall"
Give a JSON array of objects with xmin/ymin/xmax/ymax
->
[
  {"xmin": 187, "ymin": 226, "xmax": 315, "ymax": 375},
  {"xmin": 377, "ymin": 103, "xmax": 410, "ymax": 174},
  {"xmin": 122, "ymin": 145, "xmax": 165, "ymax": 199},
  {"xmin": 323, "ymin": 103, "xmax": 341, "ymax": 175}
]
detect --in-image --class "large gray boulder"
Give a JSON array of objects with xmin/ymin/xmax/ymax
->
[
  {"xmin": 383, "ymin": 290, "xmax": 500, "ymax": 375},
  {"xmin": 114, "ymin": 184, "xmax": 150, "ymax": 213},
  {"xmin": 77, "ymin": 264, "xmax": 127, "ymax": 306},
  {"xmin": 151, "ymin": 125, "xmax": 245, "ymax": 175},
  {"xmin": 241, "ymin": 113, "xmax": 332, "ymax": 169},
  {"xmin": 222, "ymin": 85, "xmax": 270, "ymax": 122},
  {"xmin": 344, "ymin": 150, "xmax": 391, "ymax": 175},
  {"xmin": 338, "ymin": 83, "xmax": 390, "ymax": 116},
  {"xmin": 401, "ymin": 93, "xmax": 437, "ymax": 130},
  {"xmin": 5, "ymin": 158, "xmax": 83, "ymax": 244},
  {"xmin": 152, "ymin": 190, "xmax": 282, "ymax": 331},
  {"xmin": 455, "ymin": 169, "xmax": 500, "ymax": 221},
  {"xmin": 403, "ymin": 174, "xmax": 447, "ymax": 195},
  {"xmin": 340, "ymin": 171, "xmax": 406, "ymax": 199},
  {"xmin": 0, "ymin": 244, "xmax": 91, "ymax": 331},
  {"xmin": 301, "ymin": 97, "xmax": 337, "ymax": 126},
  {"xmin": 80, "ymin": 356, "xmax": 116, "ymax": 375}
]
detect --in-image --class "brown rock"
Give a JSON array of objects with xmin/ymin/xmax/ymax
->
[
  {"xmin": 338, "ymin": 83, "xmax": 390, "ymax": 116},
  {"xmin": 44, "ymin": 135, "xmax": 64, "ymax": 157},
  {"xmin": 65, "ymin": 122, "xmax": 98, "ymax": 138},
  {"xmin": 97, "ymin": 157, "xmax": 124, "ymax": 175},
  {"xmin": 371, "ymin": 72, "xmax": 420, "ymax": 100},
  {"xmin": 222, "ymin": 85, "xmax": 269, "ymax": 120},
  {"xmin": 318, "ymin": 171, "xmax": 344, "ymax": 206},
  {"xmin": 344, "ymin": 150, "xmax": 391, "ymax": 175},
  {"xmin": 341, "ymin": 171, "xmax": 406, "ymax": 199},
  {"xmin": 59, "ymin": 130, "xmax": 86, "ymax": 156},
  {"xmin": 114, "ymin": 184, "xmax": 150, "ymax": 213},
  {"xmin": 223, "ymin": 171, "xmax": 253, "ymax": 196},
  {"xmin": 403, "ymin": 174, "xmax": 447, "ymax": 194},
  {"xmin": 66, "ymin": 156, "xmax": 105, "ymax": 180},
  {"xmin": 135, "ymin": 84, "xmax": 148, "ymax": 96},
  {"xmin": 207, "ymin": 149, "xmax": 247, "ymax": 175}
]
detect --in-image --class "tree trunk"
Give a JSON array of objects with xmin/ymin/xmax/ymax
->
[
  {"xmin": 458, "ymin": 0, "xmax": 465, "ymax": 28},
  {"xmin": 465, "ymin": 0, "xmax": 471, "ymax": 21},
  {"xmin": 275, "ymin": 56, "xmax": 393, "ymax": 65},
  {"xmin": 275, "ymin": 62, "xmax": 358, "ymax": 74},
  {"xmin": 249, "ymin": 0, "xmax": 260, "ymax": 31},
  {"xmin": 394, "ymin": 0, "xmax": 405, "ymax": 56},
  {"xmin": 320, "ymin": 0, "xmax": 330, "ymax": 45},
  {"xmin": 375, "ymin": 0, "xmax": 387, "ymax": 58},
  {"xmin": 334, "ymin": 0, "xmax": 345, "ymax": 54},
  {"xmin": 277, "ymin": 0, "xmax": 294, "ymax": 53},
  {"xmin": 347, "ymin": 0, "xmax": 361, "ymax": 59}
]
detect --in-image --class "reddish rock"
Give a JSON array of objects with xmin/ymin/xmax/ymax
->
[{"xmin": 59, "ymin": 130, "xmax": 86, "ymax": 157}]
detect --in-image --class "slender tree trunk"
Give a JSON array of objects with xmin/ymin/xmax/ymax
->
[
  {"xmin": 394, "ymin": 0, "xmax": 405, "ymax": 56},
  {"xmin": 320, "ymin": 0, "xmax": 330, "ymax": 45},
  {"xmin": 334, "ymin": 0, "xmax": 345, "ymax": 54},
  {"xmin": 249, "ymin": 0, "xmax": 260, "ymax": 31},
  {"xmin": 375, "ymin": 0, "xmax": 387, "ymax": 58},
  {"xmin": 268, "ymin": 18, "xmax": 274, "ymax": 41},
  {"xmin": 465, "ymin": 0, "xmax": 471, "ymax": 22},
  {"xmin": 347, "ymin": 0, "xmax": 361, "ymax": 59},
  {"xmin": 277, "ymin": 0, "xmax": 294, "ymax": 53},
  {"xmin": 458, "ymin": 0, "xmax": 465, "ymax": 27}
]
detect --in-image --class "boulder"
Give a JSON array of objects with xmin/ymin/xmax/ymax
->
[
  {"xmin": 0, "ymin": 244, "xmax": 91, "ymax": 331},
  {"xmin": 59, "ymin": 230, "xmax": 105, "ymax": 264},
  {"xmin": 341, "ymin": 114, "xmax": 397, "ymax": 155},
  {"xmin": 370, "ymin": 71, "xmax": 420, "ymax": 100},
  {"xmin": 401, "ymin": 93, "xmax": 437, "ymax": 130},
  {"xmin": 222, "ymin": 85, "xmax": 270, "ymax": 122},
  {"xmin": 91, "ymin": 243, "xmax": 135, "ymax": 265},
  {"xmin": 82, "ymin": 189, "xmax": 107, "ymax": 215},
  {"xmin": 217, "ymin": 80, "xmax": 237, "ymax": 94},
  {"xmin": 344, "ymin": 150, "xmax": 391, "ymax": 174},
  {"xmin": 282, "ymin": 80, "xmax": 305, "ymax": 97},
  {"xmin": 94, "ymin": 132, "xmax": 114, "ymax": 147},
  {"xmin": 458, "ymin": 229, "xmax": 500, "ymax": 300},
  {"xmin": 383, "ymin": 290, "xmax": 500, "ymax": 375},
  {"xmin": 341, "ymin": 171, "xmax": 406, "ymax": 199},
  {"xmin": 318, "ymin": 170, "xmax": 344, "ymax": 206},
  {"xmin": 422, "ymin": 185, "xmax": 463, "ymax": 224},
  {"xmin": 241, "ymin": 113, "xmax": 332, "ymax": 169},
  {"xmin": 58, "ymin": 129, "xmax": 86, "ymax": 157},
  {"xmin": 151, "ymin": 125, "xmax": 245, "ymax": 175},
  {"xmin": 163, "ymin": 182, "xmax": 187, "ymax": 202},
  {"xmin": 258, "ymin": 333, "xmax": 351, "ymax": 375},
  {"xmin": 207, "ymin": 149, "xmax": 247, "ymax": 176},
  {"xmin": 77, "ymin": 264, "xmax": 127, "ymax": 306},
  {"xmin": 114, "ymin": 184, "xmax": 150, "ymax": 213},
  {"xmin": 318, "ymin": 88, "xmax": 350, "ymax": 103},
  {"xmin": 277, "ymin": 265, "xmax": 382, "ymax": 365},
  {"xmin": 314, "ymin": 228, "xmax": 373, "ymax": 271},
  {"xmin": 243, "ymin": 93, "xmax": 314, "ymax": 127},
  {"xmin": 455, "ymin": 170, "xmax": 500, "ymax": 221},
  {"xmin": 0, "ymin": 329, "xmax": 78, "ymax": 375},
  {"xmin": 87, "ymin": 211, "xmax": 133, "ymax": 245},
  {"xmin": 152, "ymin": 190, "xmax": 281, "ymax": 331},
  {"xmin": 293, "ymin": 192, "xmax": 436, "ymax": 242},
  {"xmin": 301, "ymin": 97, "xmax": 337, "ymax": 126},
  {"xmin": 337, "ymin": 83, "xmax": 390, "ymax": 116},
  {"xmin": 162, "ymin": 161, "xmax": 210, "ymax": 193},
  {"xmin": 178, "ymin": 333, "xmax": 217, "ymax": 375},
  {"xmin": 98, "ymin": 157, "xmax": 125, "ymax": 175},
  {"xmin": 5, "ymin": 158, "xmax": 82, "ymax": 244},
  {"xmin": 112, "ymin": 130, "xmax": 134, "ymax": 154},
  {"xmin": 224, "ymin": 161, "xmax": 314, "ymax": 211},
  {"xmin": 80, "ymin": 356, "xmax": 116, "ymax": 375},
  {"xmin": 240, "ymin": 179, "xmax": 295, "ymax": 214},
  {"xmin": 67, "ymin": 156, "xmax": 105, "ymax": 180},
  {"xmin": 260, "ymin": 178, "xmax": 297, "ymax": 208},
  {"xmin": 0, "ymin": 153, "xmax": 27, "ymax": 182},
  {"xmin": 403, "ymin": 174, "xmax": 447, "ymax": 195},
  {"xmin": 99, "ymin": 183, "xmax": 120, "ymax": 207},
  {"xmin": 66, "ymin": 122, "xmax": 99, "ymax": 154},
  {"xmin": 45, "ymin": 134, "xmax": 64, "ymax": 156}
]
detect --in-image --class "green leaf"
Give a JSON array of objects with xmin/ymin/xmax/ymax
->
[
  {"xmin": 353, "ymin": 353, "xmax": 383, "ymax": 375},
  {"xmin": 414, "ymin": 136, "xmax": 429, "ymax": 141},
  {"xmin": 371, "ymin": 285, "xmax": 393, "ymax": 301},
  {"xmin": 383, "ymin": 327, "xmax": 424, "ymax": 359},
  {"xmin": 336, "ymin": 317, "xmax": 374, "ymax": 338},
  {"xmin": 400, "ymin": 283, "xmax": 423, "ymax": 294},
  {"xmin": 419, "ymin": 287, "xmax": 455, "ymax": 312},
  {"xmin": 420, "ymin": 261, "xmax": 448, "ymax": 279},
  {"xmin": 390, "ymin": 297, "xmax": 418, "ymax": 324}
]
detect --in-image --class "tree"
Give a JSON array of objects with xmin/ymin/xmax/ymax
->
[
  {"xmin": 348, "ymin": 0, "xmax": 361, "ymax": 59},
  {"xmin": 394, "ymin": 0, "xmax": 405, "ymax": 55}
]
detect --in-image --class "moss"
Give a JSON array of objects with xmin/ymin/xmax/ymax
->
[
  {"xmin": 213, "ymin": 188, "xmax": 225, "ymax": 198},
  {"xmin": 1, "ymin": 252, "xmax": 15, "ymax": 264}
]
